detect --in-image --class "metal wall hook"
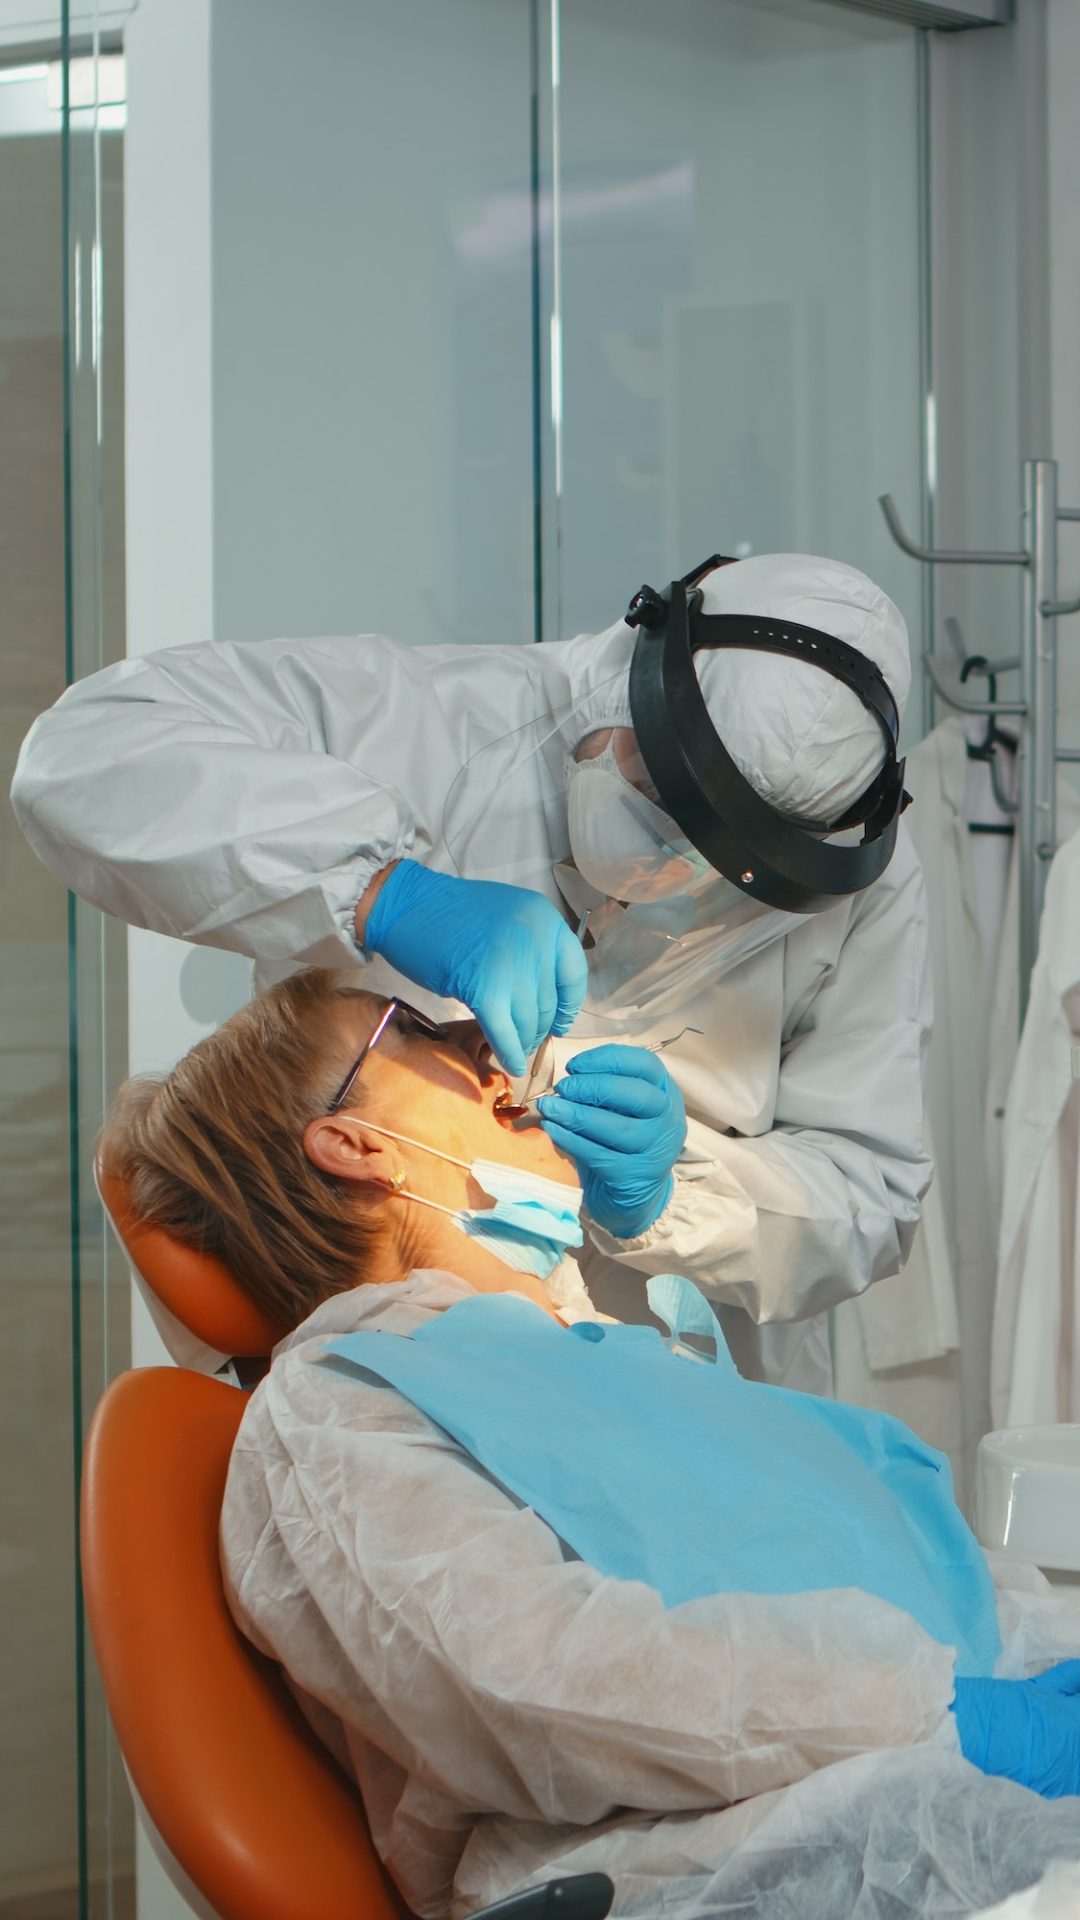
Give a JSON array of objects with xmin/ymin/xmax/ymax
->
[
  {"xmin": 898, "ymin": 459, "xmax": 1069, "ymax": 1027},
  {"xmin": 959, "ymin": 653, "xmax": 992, "ymax": 688},
  {"xmin": 879, "ymin": 495, "xmax": 1028, "ymax": 567},
  {"xmin": 942, "ymin": 616, "xmax": 1019, "ymax": 676},
  {"xmin": 922, "ymin": 651, "xmax": 1027, "ymax": 717}
]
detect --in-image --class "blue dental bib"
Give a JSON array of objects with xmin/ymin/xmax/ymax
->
[{"xmin": 326, "ymin": 1276, "xmax": 1000, "ymax": 1676}]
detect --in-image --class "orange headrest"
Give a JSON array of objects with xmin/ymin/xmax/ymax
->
[{"xmin": 97, "ymin": 1156, "xmax": 291, "ymax": 1358}]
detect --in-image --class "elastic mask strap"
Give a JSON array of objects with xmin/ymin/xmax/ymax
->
[
  {"xmin": 393, "ymin": 1188, "xmax": 464, "ymax": 1223},
  {"xmin": 355, "ymin": 1120, "xmax": 473, "ymax": 1219},
  {"xmin": 358, "ymin": 1118, "xmax": 472, "ymax": 1173}
]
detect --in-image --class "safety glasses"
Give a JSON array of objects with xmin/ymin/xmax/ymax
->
[{"xmin": 327, "ymin": 999, "xmax": 448, "ymax": 1114}]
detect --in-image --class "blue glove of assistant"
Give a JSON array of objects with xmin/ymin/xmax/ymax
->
[
  {"xmin": 538, "ymin": 1045, "xmax": 687, "ymax": 1239},
  {"xmin": 951, "ymin": 1661, "xmax": 1080, "ymax": 1798},
  {"xmin": 363, "ymin": 859, "xmax": 588, "ymax": 1079}
]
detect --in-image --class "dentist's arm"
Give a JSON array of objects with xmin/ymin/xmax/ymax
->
[
  {"xmin": 11, "ymin": 635, "xmax": 419, "ymax": 968},
  {"xmin": 11, "ymin": 636, "xmax": 585, "ymax": 1071}
]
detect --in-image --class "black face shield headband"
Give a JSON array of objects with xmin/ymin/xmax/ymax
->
[{"xmin": 626, "ymin": 555, "xmax": 910, "ymax": 915}]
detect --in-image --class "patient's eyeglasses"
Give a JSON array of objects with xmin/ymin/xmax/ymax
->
[{"xmin": 327, "ymin": 999, "xmax": 448, "ymax": 1114}]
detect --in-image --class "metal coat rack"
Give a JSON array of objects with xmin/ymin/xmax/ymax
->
[{"xmin": 880, "ymin": 459, "xmax": 1080, "ymax": 1024}]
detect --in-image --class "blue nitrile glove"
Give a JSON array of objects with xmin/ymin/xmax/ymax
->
[
  {"xmin": 537, "ymin": 1045, "xmax": 687, "ymax": 1239},
  {"xmin": 951, "ymin": 1661, "xmax": 1080, "ymax": 1797},
  {"xmin": 363, "ymin": 860, "xmax": 588, "ymax": 1079}
]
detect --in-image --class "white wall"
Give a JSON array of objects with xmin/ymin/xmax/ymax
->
[
  {"xmin": 122, "ymin": 21, "xmax": 220, "ymax": 1915},
  {"xmin": 1047, "ymin": 0, "xmax": 1080, "ymax": 749},
  {"xmin": 923, "ymin": 0, "xmax": 1080, "ymax": 764},
  {"xmin": 926, "ymin": 15, "xmax": 1029, "ymax": 680},
  {"xmin": 123, "ymin": 0, "xmax": 230, "ymax": 1428},
  {"xmin": 124, "ymin": 0, "xmax": 220, "ymax": 1085}
]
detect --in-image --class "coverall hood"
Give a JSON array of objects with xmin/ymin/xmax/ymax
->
[{"xmin": 563, "ymin": 552, "xmax": 911, "ymax": 827}]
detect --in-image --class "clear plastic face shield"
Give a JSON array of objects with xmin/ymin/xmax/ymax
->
[
  {"xmin": 439, "ymin": 555, "xmax": 907, "ymax": 1036},
  {"xmin": 438, "ymin": 684, "xmax": 796, "ymax": 1040}
]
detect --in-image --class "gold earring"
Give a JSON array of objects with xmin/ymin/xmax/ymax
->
[{"xmin": 390, "ymin": 1169, "xmax": 407, "ymax": 1193}]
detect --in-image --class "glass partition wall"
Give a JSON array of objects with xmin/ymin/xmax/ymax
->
[
  {"xmin": 532, "ymin": 0, "xmax": 926, "ymax": 658},
  {"xmin": 0, "ymin": 14, "xmax": 130, "ymax": 1919}
]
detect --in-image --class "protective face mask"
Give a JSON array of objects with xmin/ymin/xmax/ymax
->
[
  {"xmin": 566, "ymin": 746, "xmax": 713, "ymax": 903},
  {"xmin": 359, "ymin": 1121, "xmax": 584, "ymax": 1280}
]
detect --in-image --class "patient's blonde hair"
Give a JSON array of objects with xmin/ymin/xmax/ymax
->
[{"xmin": 101, "ymin": 969, "xmax": 382, "ymax": 1328}]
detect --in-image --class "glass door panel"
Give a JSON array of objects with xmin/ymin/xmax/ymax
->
[{"xmin": 0, "ymin": 15, "xmax": 129, "ymax": 1917}]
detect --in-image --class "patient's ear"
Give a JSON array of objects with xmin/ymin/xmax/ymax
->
[{"xmin": 303, "ymin": 1115, "xmax": 402, "ymax": 1192}]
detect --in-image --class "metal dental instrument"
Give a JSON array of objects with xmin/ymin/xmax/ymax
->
[
  {"xmin": 522, "ymin": 913, "xmax": 588, "ymax": 1098},
  {"xmin": 519, "ymin": 1038, "xmax": 555, "ymax": 1113},
  {"xmin": 496, "ymin": 912, "xmax": 590, "ymax": 1121},
  {"xmin": 496, "ymin": 1022, "xmax": 703, "ymax": 1124},
  {"xmin": 494, "ymin": 912, "xmax": 703, "ymax": 1122}
]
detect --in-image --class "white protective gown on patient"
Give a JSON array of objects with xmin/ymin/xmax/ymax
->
[
  {"xmin": 11, "ymin": 555, "xmax": 932, "ymax": 1392},
  {"xmin": 220, "ymin": 1273, "xmax": 1080, "ymax": 1920}
]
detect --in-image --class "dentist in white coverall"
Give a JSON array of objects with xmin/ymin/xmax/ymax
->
[{"xmin": 10, "ymin": 553, "xmax": 931, "ymax": 1393}]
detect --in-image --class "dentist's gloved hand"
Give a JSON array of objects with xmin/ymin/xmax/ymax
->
[
  {"xmin": 362, "ymin": 859, "xmax": 588, "ymax": 1079},
  {"xmin": 951, "ymin": 1662, "xmax": 1080, "ymax": 1798},
  {"xmin": 538, "ymin": 1045, "xmax": 687, "ymax": 1239}
]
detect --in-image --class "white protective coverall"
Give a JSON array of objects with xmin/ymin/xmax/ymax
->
[
  {"xmin": 834, "ymin": 720, "xmax": 1017, "ymax": 1497},
  {"xmin": 11, "ymin": 555, "xmax": 932, "ymax": 1393},
  {"xmin": 220, "ymin": 1271, "xmax": 1080, "ymax": 1920},
  {"xmin": 992, "ymin": 827, "xmax": 1080, "ymax": 1427}
]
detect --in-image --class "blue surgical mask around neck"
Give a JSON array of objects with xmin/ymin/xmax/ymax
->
[{"xmin": 359, "ymin": 1121, "xmax": 584, "ymax": 1280}]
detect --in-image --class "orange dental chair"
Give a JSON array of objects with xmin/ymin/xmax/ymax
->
[
  {"xmin": 88, "ymin": 1164, "xmax": 613, "ymax": 1920},
  {"xmin": 96, "ymin": 1161, "xmax": 290, "ymax": 1363},
  {"xmin": 82, "ymin": 1363, "xmax": 405, "ymax": 1920},
  {"xmin": 86, "ymin": 1161, "xmax": 408, "ymax": 1920}
]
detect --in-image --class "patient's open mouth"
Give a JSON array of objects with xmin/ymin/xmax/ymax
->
[
  {"xmin": 493, "ymin": 1091, "xmax": 541, "ymax": 1129},
  {"xmin": 494, "ymin": 1090, "xmax": 527, "ymax": 1118}
]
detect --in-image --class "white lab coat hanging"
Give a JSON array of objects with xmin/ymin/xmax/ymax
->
[
  {"xmin": 993, "ymin": 825, "xmax": 1080, "ymax": 1427},
  {"xmin": 834, "ymin": 716, "xmax": 1080, "ymax": 1500}
]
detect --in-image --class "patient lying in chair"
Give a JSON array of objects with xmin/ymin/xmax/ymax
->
[{"xmin": 103, "ymin": 969, "xmax": 1080, "ymax": 1920}]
